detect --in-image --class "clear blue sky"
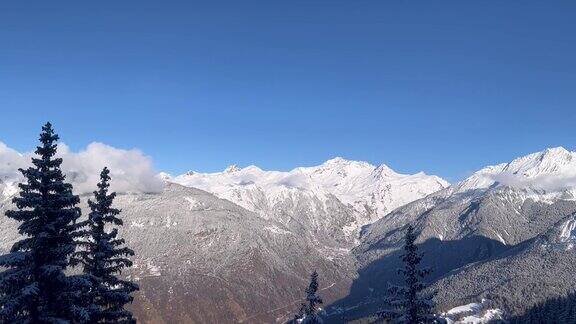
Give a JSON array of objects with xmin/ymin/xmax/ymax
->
[{"xmin": 1, "ymin": 1, "xmax": 575, "ymax": 181}]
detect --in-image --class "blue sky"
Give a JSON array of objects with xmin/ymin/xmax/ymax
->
[{"xmin": 1, "ymin": 1, "xmax": 575, "ymax": 181}]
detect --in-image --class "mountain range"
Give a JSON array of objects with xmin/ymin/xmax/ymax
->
[
  {"xmin": 336, "ymin": 147, "xmax": 576, "ymax": 321},
  {"xmin": 1, "ymin": 147, "xmax": 576, "ymax": 322}
]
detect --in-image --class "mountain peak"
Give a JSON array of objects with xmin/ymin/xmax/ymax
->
[
  {"xmin": 503, "ymin": 147, "xmax": 574, "ymax": 177},
  {"xmin": 321, "ymin": 157, "xmax": 373, "ymax": 169},
  {"xmin": 170, "ymin": 157, "xmax": 447, "ymax": 229},
  {"xmin": 542, "ymin": 146, "xmax": 569, "ymax": 154},
  {"xmin": 323, "ymin": 157, "xmax": 352, "ymax": 165},
  {"xmin": 456, "ymin": 147, "xmax": 576, "ymax": 193},
  {"xmin": 224, "ymin": 164, "xmax": 241, "ymax": 173},
  {"xmin": 373, "ymin": 163, "xmax": 397, "ymax": 178},
  {"xmin": 538, "ymin": 146, "xmax": 571, "ymax": 162},
  {"xmin": 157, "ymin": 172, "xmax": 172, "ymax": 181}
]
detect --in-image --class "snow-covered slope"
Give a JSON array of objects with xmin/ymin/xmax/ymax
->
[
  {"xmin": 362, "ymin": 147, "xmax": 576, "ymax": 248},
  {"xmin": 344, "ymin": 147, "xmax": 576, "ymax": 320},
  {"xmin": 442, "ymin": 300, "xmax": 504, "ymax": 324},
  {"xmin": 0, "ymin": 179, "xmax": 18, "ymax": 200},
  {"xmin": 169, "ymin": 157, "xmax": 448, "ymax": 240},
  {"xmin": 0, "ymin": 183, "xmax": 358, "ymax": 323},
  {"xmin": 0, "ymin": 151, "xmax": 447, "ymax": 322},
  {"xmin": 455, "ymin": 147, "xmax": 576, "ymax": 197}
]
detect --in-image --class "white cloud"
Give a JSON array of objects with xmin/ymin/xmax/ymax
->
[
  {"xmin": 275, "ymin": 172, "xmax": 312, "ymax": 190},
  {"xmin": 0, "ymin": 142, "xmax": 29, "ymax": 181},
  {"xmin": 490, "ymin": 172, "xmax": 576, "ymax": 192},
  {"xmin": 0, "ymin": 141, "xmax": 163, "ymax": 194}
]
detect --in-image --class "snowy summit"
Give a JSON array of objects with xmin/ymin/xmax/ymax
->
[{"xmin": 170, "ymin": 157, "xmax": 448, "ymax": 235}]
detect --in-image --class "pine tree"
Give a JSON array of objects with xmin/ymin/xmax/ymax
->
[
  {"xmin": 0, "ymin": 122, "xmax": 88, "ymax": 322},
  {"xmin": 379, "ymin": 225, "xmax": 438, "ymax": 324},
  {"xmin": 292, "ymin": 303, "xmax": 306, "ymax": 323},
  {"xmin": 73, "ymin": 167, "xmax": 138, "ymax": 323},
  {"xmin": 302, "ymin": 271, "xmax": 323, "ymax": 324}
]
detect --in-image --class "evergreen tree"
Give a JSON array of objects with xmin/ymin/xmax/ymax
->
[
  {"xmin": 0, "ymin": 122, "xmax": 88, "ymax": 322},
  {"xmin": 379, "ymin": 225, "xmax": 438, "ymax": 324},
  {"xmin": 511, "ymin": 291, "xmax": 576, "ymax": 324},
  {"xmin": 292, "ymin": 303, "xmax": 306, "ymax": 323},
  {"xmin": 73, "ymin": 167, "xmax": 138, "ymax": 323},
  {"xmin": 302, "ymin": 271, "xmax": 323, "ymax": 324}
]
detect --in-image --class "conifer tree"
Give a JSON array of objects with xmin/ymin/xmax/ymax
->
[
  {"xmin": 0, "ymin": 122, "xmax": 88, "ymax": 322},
  {"xmin": 379, "ymin": 225, "xmax": 438, "ymax": 324},
  {"xmin": 291, "ymin": 303, "xmax": 306, "ymax": 323},
  {"xmin": 73, "ymin": 167, "xmax": 138, "ymax": 323},
  {"xmin": 302, "ymin": 271, "xmax": 323, "ymax": 324}
]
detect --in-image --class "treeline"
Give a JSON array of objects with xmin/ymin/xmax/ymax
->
[
  {"xmin": 0, "ymin": 123, "xmax": 138, "ymax": 323},
  {"xmin": 510, "ymin": 291, "xmax": 576, "ymax": 324}
]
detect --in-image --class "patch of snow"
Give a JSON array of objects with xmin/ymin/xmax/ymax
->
[
  {"xmin": 493, "ymin": 230, "xmax": 507, "ymax": 245},
  {"xmin": 184, "ymin": 196, "xmax": 201, "ymax": 210},
  {"xmin": 264, "ymin": 225, "xmax": 292, "ymax": 235},
  {"xmin": 319, "ymin": 246, "xmax": 351, "ymax": 262},
  {"xmin": 164, "ymin": 216, "xmax": 177, "ymax": 228},
  {"xmin": 443, "ymin": 299, "xmax": 504, "ymax": 324},
  {"xmin": 2, "ymin": 182, "xmax": 19, "ymax": 198},
  {"xmin": 446, "ymin": 302, "xmax": 483, "ymax": 316},
  {"xmin": 458, "ymin": 309, "xmax": 504, "ymax": 324},
  {"xmin": 560, "ymin": 218, "xmax": 576, "ymax": 241},
  {"xmin": 146, "ymin": 259, "xmax": 161, "ymax": 277},
  {"xmin": 342, "ymin": 221, "xmax": 358, "ymax": 238},
  {"xmin": 130, "ymin": 221, "xmax": 145, "ymax": 228}
]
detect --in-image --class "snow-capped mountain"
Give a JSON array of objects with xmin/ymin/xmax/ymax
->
[
  {"xmin": 361, "ymin": 147, "xmax": 576, "ymax": 248},
  {"xmin": 168, "ymin": 157, "xmax": 448, "ymax": 241},
  {"xmin": 452, "ymin": 147, "xmax": 576, "ymax": 197},
  {"xmin": 4, "ymin": 147, "xmax": 576, "ymax": 322},
  {"xmin": 0, "ymin": 183, "xmax": 358, "ymax": 323},
  {"xmin": 343, "ymin": 147, "xmax": 576, "ymax": 320},
  {"xmin": 0, "ymin": 153, "xmax": 448, "ymax": 322},
  {"xmin": 455, "ymin": 147, "xmax": 576, "ymax": 197}
]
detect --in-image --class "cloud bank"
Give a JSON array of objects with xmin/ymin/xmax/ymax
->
[
  {"xmin": 0, "ymin": 141, "xmax": 164, "ymax": 194},
  {"xmin": 490, "ymin": 172, "xmax": 576, "ymax": 192}
]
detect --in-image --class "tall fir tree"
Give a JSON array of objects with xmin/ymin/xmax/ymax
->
[
  {"xmin": 293, "ymin": 303, "xmax": 306, "ymax": 323},
  {"xmin": 302, "ymin": 271, "xmax": 323, "ymax": 324},
  {"xmin": 379, "ymin": 225, "xmax": 438, "ymax": 324},
  {"xmin": 0, "ymin": 122, "xmax": 88, "ymax": 322},
  {"xmin": 73, "ymin": 167, "xmax": 138, "ymax": 323}
]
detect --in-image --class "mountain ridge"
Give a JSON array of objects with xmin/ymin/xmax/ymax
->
[
  {"xmin": 2, "ymin": 147, "xmax": 576, "ymax": 322},
  {"xmin": 167, "ymin": 157, "xmax": 449, "ymax": 241},
  {"xmin": 338, "ymin": 146, "xmax": 576, "ymax": 321}
]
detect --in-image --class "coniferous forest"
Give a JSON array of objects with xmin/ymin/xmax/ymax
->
[
  {"xmin": 509, "ymin": 292, "xmax": 576, "ymax": 324},
  {"xmin": 0, "ymin": 123, "xmax": 138, "ymax": 323}
]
